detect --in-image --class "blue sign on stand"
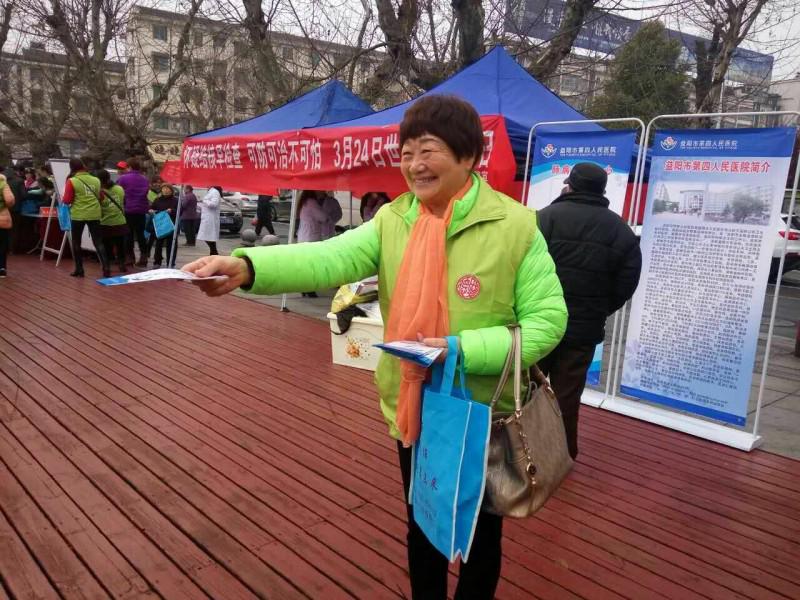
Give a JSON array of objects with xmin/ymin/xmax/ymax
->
[{"xmin": 621, "ymin": 127, "xmax": 797, "ymax": 426}]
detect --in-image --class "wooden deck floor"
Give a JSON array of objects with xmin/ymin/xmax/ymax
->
[{"xmin": 1, "ymin": 257, "xmax": 799, "ymax": 600}]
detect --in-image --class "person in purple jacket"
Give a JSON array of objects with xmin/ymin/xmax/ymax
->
[
  {"xmin": 180, "ymin": 185, "xmax": 200, "ymax": 246},
  {"xmin": 117, "ymin": 157, "xmax": 152, "ymax": 267}
]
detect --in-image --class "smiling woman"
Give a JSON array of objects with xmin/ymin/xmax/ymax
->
[{"xmin": 182, "ymin": 95, "xmax": 567, "ymax": 600}]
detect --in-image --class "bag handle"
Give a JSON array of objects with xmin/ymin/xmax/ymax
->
[
  {"xmin": 490, "ymin": 325, "xmax": 522, "ymax": 410},
  {"xmin": 432, "ymin": 336, "xmax": 468, "ymax": 399}
]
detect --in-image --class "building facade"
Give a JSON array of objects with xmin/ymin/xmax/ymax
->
[
  {"xmin": 770, "ymin": 75, "xmax": 800, "ymax": 113},
  {"xmin": 126, "ymin": 6, "xmax": 385, "ymax": 152},
  {"xmin": 0, "ymin": 45, "xmax": 125, "ymax": 159}
]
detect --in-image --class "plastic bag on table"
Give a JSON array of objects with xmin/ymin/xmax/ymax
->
[{"xmin": 331, "ymin": 277, "xmax": 379, "ymax": 314}]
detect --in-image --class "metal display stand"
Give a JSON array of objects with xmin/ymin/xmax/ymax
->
[
  {"xmin": 40, "ymin": 158, "xmax": 70, "ymax": 266},
  {"xmin": 168, "ymin": 184, "xmax": 184, "ymax": 268},
  {"xmin": 522, "ymin": 118, "xmax": 647, "ymax": 406},
  {"xmin": 604, "ymin": 110, "xmax": 800, "ymax": 451},
  {"xmin": 280, "ymin": 189, "xmax": 300, "ymax": 312}
]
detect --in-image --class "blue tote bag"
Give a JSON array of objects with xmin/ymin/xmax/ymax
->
[
  {"xmin": 57, "ymin": 202, "xmax": 71, "ymax": 231},
  {"xmin": 153, "ymin": 211, "xmax": 175, "ymax": 239},
  {"xmin": 410, "ymin": 336, "xmax": 491, "ymax": 562}
]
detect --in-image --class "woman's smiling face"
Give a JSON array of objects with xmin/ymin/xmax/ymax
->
[{"xmin": 400, "ymin": 134, "xmax": 474, "ymax": 209}]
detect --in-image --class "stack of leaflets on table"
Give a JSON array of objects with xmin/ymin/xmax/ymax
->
[
  {"xmin": 97, "ymin": 268, "xmax": 228, "ymax": 286},
  {"xmin": 374, "ymin": 341, "xmax": 443, "ymax": 367}
]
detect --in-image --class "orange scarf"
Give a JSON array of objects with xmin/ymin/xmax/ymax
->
[{"xmin": 385, "ymin": 179, "xmax": 472, "ymax": 446}]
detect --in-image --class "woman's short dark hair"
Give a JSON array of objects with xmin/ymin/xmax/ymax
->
[
  {"xmin": 97, "ymin": 169, "xmax": 112, "ymax": 187},
  {"xmin": 399, "ymin": 95, "xmax": 484, "ymax": 165},
  {"xmin": 69, "ymin": 158, "xmax": 85, "ymax": 171},
  {"xmin": 127, "ymin": 157, "xmax": 141, "ymax": 171}
]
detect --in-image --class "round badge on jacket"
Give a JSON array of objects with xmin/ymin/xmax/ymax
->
[{"xmin": 456, "ymin": 274, "xmax": 481, "ymax": 300}]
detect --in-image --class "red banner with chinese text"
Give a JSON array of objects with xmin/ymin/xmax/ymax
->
[{"xmin": 175, "ymin": 116, "xmax": 517, "ymax": 199}]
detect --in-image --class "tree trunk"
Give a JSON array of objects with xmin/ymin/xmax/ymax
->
[
  {"xmin": 693, "ymin": 27, "xmax": 721, "ymax": 128},
  {"xmin": 691, "ymin": 0, "xmax": 769, "ymax": 128},
  {"xmin": 30, "ymin": 138, "xmax": 63, "ymax": 165},
  {"xmin": 368, "ymin": 0, "xmax": 420, "ymax": 96},
  {"xmin": 242, "ymin": 0, "xmax": 290, "ymax": 112},
  {"xmin": 452, "ymin": 0, "xmax": 484, "ymax": 68},
  {"xmin": 531, "ymin": 0, "xmax": 597, "ymax": 81}
]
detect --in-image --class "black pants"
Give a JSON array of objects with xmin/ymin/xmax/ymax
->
[
  {"xmin": 205, "ymin": 241, "xmax": 218, "ymax": 255},
  {"xmin": 71, "ymin": 220, "xmax": 109, "ymax": 274},
  {"xmin": 0, "ymin": 229, "xmax": 9, "ymax": 270},
  {"xmin": 105, "ymin": 235, "xmax": 126, "ymax": 269},
  {"xmin": 182, "ymin": 219, "xmax": 199, "ymax": 245},
  {"xmin": 149, "ymin": 233, "xmax": 175, "ymax": 267},
  {"xmin": 537, "ymin": 341, "xmax": 596, "ymax": 460},
  {"xmin": 255, "ymin": 211, "xmax": 274, "ymax": 235},
  {"xmin": 125, "ymin": 213, "xmax": 148, "ymax": 260},
  {"xmin": 398, "ymin": 442, "xmax": 503, "ymax": 600}
]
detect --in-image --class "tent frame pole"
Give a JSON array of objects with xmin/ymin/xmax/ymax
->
[
  {"xmin": 280, "ymin": 189, "xmax": 299, "ymax": 312},
  {"xmin": 169, "ymin": 184, "xmax": 184, "ymax": 268}
]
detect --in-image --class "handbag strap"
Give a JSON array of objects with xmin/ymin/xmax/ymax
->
[
  {"xmin": 530, "ymin": 363, "xmax": 549, "ymax": 390},
  {"xmin": 489, "ymin": 325, "xmax": 522, "ymax": 411},
  {"xmin": 103, "ymin": 186, "xmax": 124, "ymax": 214}
]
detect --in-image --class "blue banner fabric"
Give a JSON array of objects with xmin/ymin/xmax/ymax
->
[
  {"xmin": 153, "ymin": 211, "xmax": 174, "ymax": 239},
  {"xmin": 410, "ymin": 336, "xmax": 491, "ymax": 562},
  {"xmin": 621, "ymin": 127, "xmax": 797, "ymax": 426},
  {"xmin": 529, "ymin": 129, "xmax": 637, "ymax": 215}
]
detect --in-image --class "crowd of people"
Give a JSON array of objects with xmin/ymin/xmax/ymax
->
[
  {"xmin": 0, "ymin": 156, "xmax": 238, "ymax": 278},
  {"xmin": 0, "ymin": 153, "xmax": 394, "ymax": 282}
]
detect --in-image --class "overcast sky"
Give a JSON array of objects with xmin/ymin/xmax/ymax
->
[{"xmin": 612, "ymin": 0, "xmax": 800, "ymax": 80}]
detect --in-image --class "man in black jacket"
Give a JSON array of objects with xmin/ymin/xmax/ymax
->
[{"xmin": 536, "ymin": 162, "xmax": 642, "ymax": 459}]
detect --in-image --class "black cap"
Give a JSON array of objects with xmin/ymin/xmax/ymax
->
[{"xmin": 564, "ymin": 162, "xmax": 607, "ymax": 195}]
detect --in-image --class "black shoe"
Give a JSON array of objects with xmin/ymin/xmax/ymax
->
[
  {"xmin": 153, "ymin": 263, "xmax": 162, "ymax": 269},
  {"xmin": 0, "ymin": 269, "xmax": 6, "ymax": 278},
  {"xmin": 70, "ymin": 270, "xmax": 84, "ymax": 278},
  {"xmin": 103, "ymin": 269, "xmax": 112, "ymax": 278}
]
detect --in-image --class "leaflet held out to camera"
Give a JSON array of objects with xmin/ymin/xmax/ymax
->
[{"xmin": 97, "ymin": 268, "xmax": 229, "ymax": 286}]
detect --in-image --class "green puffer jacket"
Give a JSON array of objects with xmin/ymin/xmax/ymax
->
[{"xmin": 233, "ymin": 175, "xmax": 567, "ymax": 439}]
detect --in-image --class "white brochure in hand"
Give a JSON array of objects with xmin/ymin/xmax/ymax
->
[{"xmin": 97, "ymin": 268, "xmax": 228, "ymax": 286}]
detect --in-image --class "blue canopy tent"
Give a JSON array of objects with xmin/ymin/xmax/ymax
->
[
  {"xmin": 168, "ymin": 79, "xmax": 374, "ymax": 266},
  {"xmin": 325, "ymin": 46, "xmax": 602, "ymax": 161},
  {"xmin": 189, "ymin": 79, "xmax": 374, "ymax": 140}
]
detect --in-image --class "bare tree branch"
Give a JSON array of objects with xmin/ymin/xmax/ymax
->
[{"xmin": 530, "ymin": 0, "xmax": 599, "ymax": 81}]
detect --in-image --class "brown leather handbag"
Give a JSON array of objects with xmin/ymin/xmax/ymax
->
[{"xmin": 483, "ymin": 325, "xmax": 574, "ymax": 517}]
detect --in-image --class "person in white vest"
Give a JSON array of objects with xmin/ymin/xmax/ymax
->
[{"xmin": 197, "ymin": 186, "xmax": 221, "ymax": 255}]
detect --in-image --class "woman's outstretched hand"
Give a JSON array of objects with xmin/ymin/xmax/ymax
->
[{"xmin": 182, "ymin": 256, "xmax": 251, "ymax": 297}]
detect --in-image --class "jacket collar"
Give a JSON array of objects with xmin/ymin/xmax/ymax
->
[
  {"xmin": 551, "ymin": 191, "xmax": 610, "ymax": 208},
  {"xmin": 390, "ymin": 173, "xmax": 507, "ymax": 238}
]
